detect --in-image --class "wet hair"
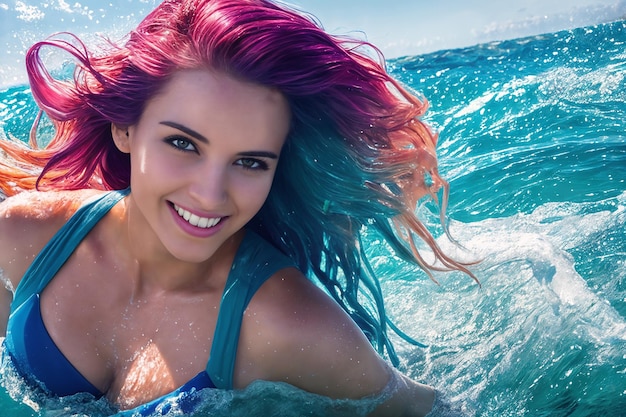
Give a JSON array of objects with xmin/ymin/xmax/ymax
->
[{"xmin": 0, "ymin": 0, "xmax": 475, "ymax": 365}]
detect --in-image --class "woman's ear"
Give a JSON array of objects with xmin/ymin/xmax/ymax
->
[{"xmin": 111, "ymin": 124, "xmax": 131, "ymax": 153}]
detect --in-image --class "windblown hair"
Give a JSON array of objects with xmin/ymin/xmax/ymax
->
[{"xmin": 0, "ymin": 0, "xmax": 475, "ymax": 365}]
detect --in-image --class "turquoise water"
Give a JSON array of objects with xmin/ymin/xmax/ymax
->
[{"xmin": 1, "ymin": 13, "xmax": 626, "ymax": 417}]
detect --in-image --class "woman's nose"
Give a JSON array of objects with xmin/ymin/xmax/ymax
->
[{"xmin": 188, "ymin": 164, "xmax": 228, "ymax": 207}]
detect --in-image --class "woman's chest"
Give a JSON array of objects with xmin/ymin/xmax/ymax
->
[{"xmin": 38, "ymin": 256, "xmax": 222, "ymax": 405}]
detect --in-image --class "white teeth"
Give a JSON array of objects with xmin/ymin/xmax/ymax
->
[{"xmin": 174, "ymin": 204, "xmax": 221, "ymax": 229}]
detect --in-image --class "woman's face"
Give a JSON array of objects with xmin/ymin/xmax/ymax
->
[{"xmin": 113, "ymin": 69, "xmax": 290, "ymax": 263}]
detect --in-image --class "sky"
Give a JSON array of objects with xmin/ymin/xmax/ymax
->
[{"xmin": 284, "ymin": 0, "xmax": 626, "ymax": 57}]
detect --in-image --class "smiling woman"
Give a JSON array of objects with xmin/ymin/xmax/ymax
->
[{"xmin": 0, "ymin": 0, "xmax": 475, "ymax": 416}]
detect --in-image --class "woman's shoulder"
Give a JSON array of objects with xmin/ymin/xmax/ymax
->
[
  {"xmin": 238, "ymin": 268, "xmax": 391, "ymax": 399},
  {"xmin": 239, "ymin": 269, "xmax": 436, "ymax": 415},
  {"xmin": 0, "ymin": 188, "xmax": 103, "ymax": 221},
  {"xmin": 0, "ymin": 188, "xmax": 104, "ymax": 286}
]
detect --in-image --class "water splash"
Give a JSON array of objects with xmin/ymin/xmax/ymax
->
[{"xmin": 376, "ymin": 194, "xmax": 626, "ymax": 416}]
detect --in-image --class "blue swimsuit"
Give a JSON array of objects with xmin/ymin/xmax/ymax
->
[{"xmin": 2, "ymin": 189, "xmax": 295, "ymax": 415}]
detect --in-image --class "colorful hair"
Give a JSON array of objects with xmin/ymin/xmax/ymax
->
[{"xmin": 0, "ymin": 0, "xmax": 476, "ymax": 365}]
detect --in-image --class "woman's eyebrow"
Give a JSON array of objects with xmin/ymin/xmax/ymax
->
[
  {"xmin": 238, "ymin": 151, "xmax": 279, "ymax": 159},
  {"xmin": 160, "ymin": 121, "xmax": 208, "ymax": 143}
]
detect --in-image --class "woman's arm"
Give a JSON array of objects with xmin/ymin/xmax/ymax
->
[
  {"xmin": 0, "ymin": 284, "xmax": 11, "ymax": 337},
  {"xmin": 0, "ymin": 190, "xmax": 85, "ymax": 336},
  {"xmin": 370, "ymin": 368, "xmax": 435, "ymax": 417},
  {"xmin": 0, "ymin": 197, "xmax": 21, "ymax": 337},
  {"xmin": 238, "ymin": 268, "xmax": 435, "ymax": 416}
]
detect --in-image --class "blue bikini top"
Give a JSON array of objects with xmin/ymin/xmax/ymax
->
[{"xmin": 3, "ymin": 189, "xmax": 295, "ymax": 414}]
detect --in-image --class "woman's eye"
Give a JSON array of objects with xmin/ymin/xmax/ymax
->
[
  {"xmin": 166, "ymin": 136, "xmax": 196, "ymax": 152},
  {"xmin": 236, "ymin": 158, "xmax": 269, "ymax": 171}
]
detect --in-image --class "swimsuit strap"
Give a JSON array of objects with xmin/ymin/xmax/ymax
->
[
  {"xmin": 11, "ymin": 189, "xmax": 130, "ymax": 314},
  {"xmin": 207, "ymin": 230, "xmax": 295, "ymax": 389}
]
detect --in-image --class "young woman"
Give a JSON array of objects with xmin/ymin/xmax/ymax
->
[{"xmin": 0, "ymin": 0, "xmax": 474, "ymax": 415}]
